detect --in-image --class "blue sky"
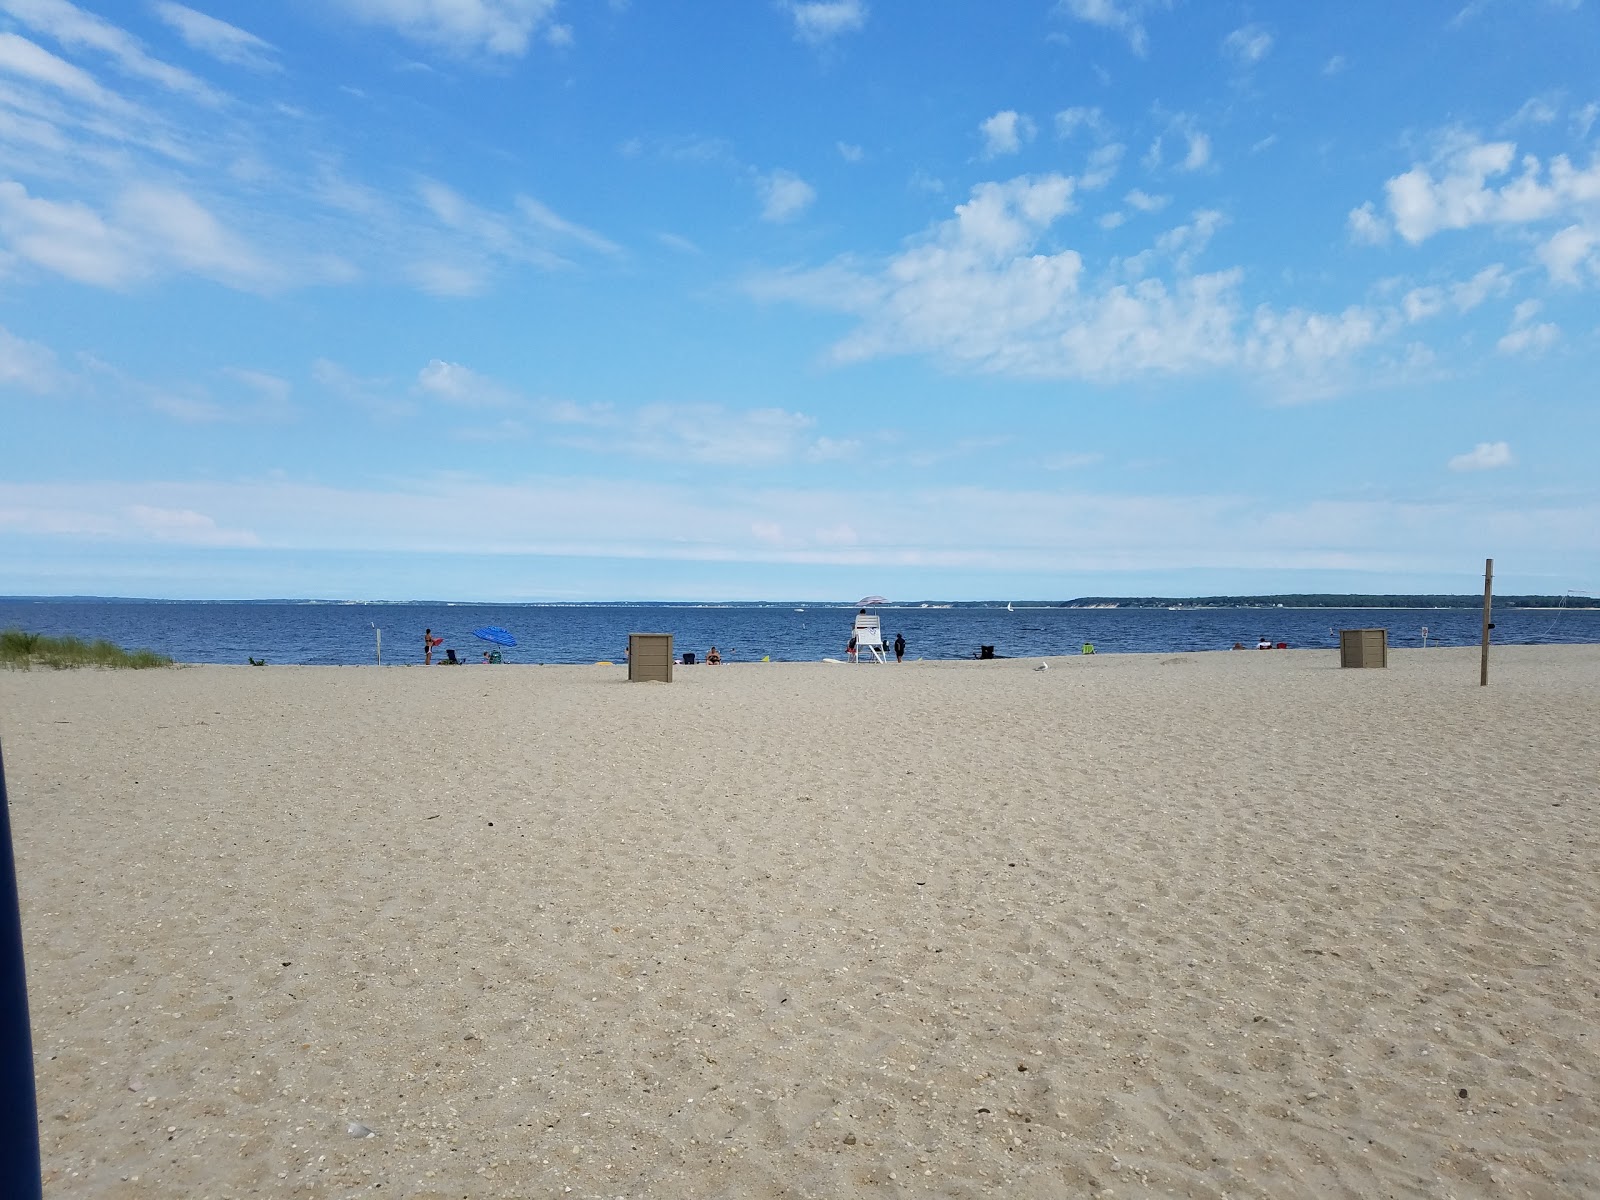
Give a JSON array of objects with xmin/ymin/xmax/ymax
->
[{"xmin": 1, "ymin": 0, "xmax": 1597, "ymax": 601}]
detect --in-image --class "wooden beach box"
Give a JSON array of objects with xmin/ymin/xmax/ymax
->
[
  {"xmin": 1339, "ymin": 628, "xmax": 1388, "ymax": 668},
  {"xmin": 628, "ymin": 633, "xmax": 673, "ymax": 682}
]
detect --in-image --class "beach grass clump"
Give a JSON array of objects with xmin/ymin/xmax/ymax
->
[{"xmin": 0, "ymin": 628, "xmax": 172, "ymax": 670}]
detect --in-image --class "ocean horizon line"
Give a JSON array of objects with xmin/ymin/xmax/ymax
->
[{"xmin": 4, "ymin": 593, "xmax": 1596, "ymax": 610}]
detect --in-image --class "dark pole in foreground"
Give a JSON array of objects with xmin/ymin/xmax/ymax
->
[
  {"xmin": 1480, "ymin": 557, "xmax": 1494, "ymax": 687},
  {"xmin": 0, "ymin": 746, "xmax": 42, "ymax": 1198}
]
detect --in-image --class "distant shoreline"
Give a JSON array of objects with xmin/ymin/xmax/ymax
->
[{"xmin": 4, "ymin": 594, "xmax": 1596, "ymax": 610}]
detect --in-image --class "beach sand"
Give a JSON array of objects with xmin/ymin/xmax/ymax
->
[{"xmin": 2, "ymin": 645, "xmax": 1597, "ymax": 1198}]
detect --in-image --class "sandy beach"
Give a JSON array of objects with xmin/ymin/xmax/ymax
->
[{"xmin": 2, "ymin": 645, "xmax": 1597, "ymax": 1198}]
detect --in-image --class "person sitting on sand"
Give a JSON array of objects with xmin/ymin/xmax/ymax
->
[
  {"xmin": 1257, "ymin": 636, "xmax": 1271, "ymax": 650},
  {"xmin": 706, "ymin": 645, "xmax": 721, "ymax": 665}
]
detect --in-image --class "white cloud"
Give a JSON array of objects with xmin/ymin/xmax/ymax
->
[
  {"xmin": 980, "ymin": 110, "xmax": 1035, "ymax": 158},
  {"xmin": 1400, "ymin": 286, "xmax": 1445, "ymax": 323},
  {"xmin": 126, "ymin": 504, "xmax": 261, "ymax": 546},
  {"xmin": 758, "ymin": 169, "xmax": 815, "ymax": 222},
  {"xmin": 837, "ymin": 141, "xmax": 863, "ymax": 163},
  {"xmin": 1079, "ymin": 143, "xmax": 1123, "ymax": 190},
  {"xmin": 0, "ymin": 324, "xmax": 62, "ymax": 391},
  {"xmin": 1507, "ymin": 96, "xmax": 1558, "ymax": 128},
  {"xmin": 0, "ymin": 179, "xmax": 138, "ymax": 286},
  {"xmin": 1497, "ymin": 322, "xmax": 1559, "ymax": 356},
  {"xmin": 1574, "ymin": 102, "xmax": 1599, "ymax": 140},
  {"xmin": 544, "ymin": 397, "xmax": 832, "ymax": 465},
  {"xmin": 785, "ymin": 0, "xmax": 866, "ymax": 44},
  {"xmin": 1057, "ymin": 0, "xmax": 1159, "ymax": 56},
  {"xmin": 1222, "ymin": 24, "xmax": 1272, "ymax": 65},
  {"xmin": 151, "ymin": 3, "xmax": 278, "ymax": 71},
  {"xmin": 1347, "ymin": 201, "xmax": 1389, "ymax": 245},
  {"xmin": 1370, "ymin": 135, "xmax": 1600, "ymax": 245},
  {"xmin": 1042, "ymin": 451, "xmax": 1104, "ymax": 470},
  {"xmin": 411, "ymin": 178, "xmax": 620, "ymax": 288},
  {"xmin": 516, "ymin": 195, "xmax": 621, "ymax": 255},
  {"xmin": 408, "ymin": 259, "xmax": 487, "ymax": 296},
  {"xmin": 329, "ymin": 0, "xmax": 561, "ymax": 58},
  {"xmin": 0, "ymin": 177, "xmax": 281, "ymax": 291},
  {"xmin": 1395, "ymin": 268, "xmax": 1509, "ymax": 327},
  {"xmin": 1494, "ymin": 298, "xmax": 1560, "ymax": 356},
  {"xmin": 221, "ymin": 367, "xmax": 293, "ymax": 416},
  {"xmin": 1180, "ymin": 128, "xmax": 1211, "ymax": 171},
  {"xmin": 0, "ymin": 0, "xmax": 218, "ymax": 102},
  {"xmin": 117, "ymin": 183, "xmax": 272, "ymax": 285},
  {"xmin": 1243, "ymin": 305, "xmax": 1382, "ymax": 381},
  {"xmin": 416, "ymin": 358, "xmax": 518, "ymax": 406},
  {"xmin": 1124, "ymin": 188, "xmax": 1168, "ymax": 213},
  {"xmin": 0, "ymin": 31, "xmax": 123, "ymax": 108},
  {"xmin": 1447, "ymin": 441, "xmax": 1515, "ymax": 471},
  {"xmin": 751, "ymin": 174, "xmax": 1387, "ymax": 393},
  {"xmin": 1536, "ymin": 224, "xmax": 1599, "ymax": 284},
  {"xmin": 1144, "ymin": 114, "xmax": 1211, "ymax": 172},
  {"xmin": 1323, "ymin": 54, "xmax": 1345, "ymax": 75},
  {"xmin": 313, "ymin": 358, "xmax": 415, "ymax": 418},
  {"xmin": 1451, "ymin": 264, "xmax": 1510, "ymax": 309},
  {"xmin": 630, "ymin": 406, "xmax": 815, "ymax": 464},
  {"xmin": 14, "ymin": 475, "xmax": 1590, "ymax": 581},
  {"xmin": 1055, "ymin": 106, "xmax": 1109, "ymax": 140}
]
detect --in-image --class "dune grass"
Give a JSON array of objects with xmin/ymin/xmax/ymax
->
[{"xmin": 1, "ymin": 627, "xmax": 172, "ymax": 670}]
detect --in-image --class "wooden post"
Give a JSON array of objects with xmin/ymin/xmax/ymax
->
[{"xmin": 1479, "ymin": 558, "xmax": 1493, "ymax": 687}]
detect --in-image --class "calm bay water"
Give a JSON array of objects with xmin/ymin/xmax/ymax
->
[{"xmin": 2, "ymin": 600, "xmax": 1597, "ymax": 666}]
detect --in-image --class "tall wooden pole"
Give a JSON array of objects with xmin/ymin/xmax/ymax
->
[{"xmin": 1480, "ymin": 558, "xmax": 1493, "ymax": 687}]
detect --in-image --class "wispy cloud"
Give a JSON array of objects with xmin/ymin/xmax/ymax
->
[
  {"xmin": 980, "ymin": 110, "xmax": 1035, "ymax": 158},
  {"xmin": 151, "ymin": 3, "xmax": 279, "ymax": 72},
  {"xmin": 326, "ymin": 0, "xmax": 562, "ymax": 58},
  {"xmin": 1056, "ymin": 0, "xmax": 1164, "ymax": 57},
  {"xmin": 758, "ymin": 168, "xmax": 815, "ymax": 222},
  {"xmin": 416, "ymin": 358, "xmax": 520, "ymax": 407},
  {"xmin": 1144, "ymin": 113, "xmax": 1211, "ymax": 172},
  {"xmin": 784, "ymin": 0, "xmax": 867, "ymax": 45},
  {"xmin": 0, "ymin": 0, "xmax": 220, "ymax": 102},
  {"xmin": 1055, "ymin": 106, "xmax": 1110, "ymax": 140},
  {"xmin": 1222, "ymin": 24, "xmax": 1272, "ymax": 66},
  {"xmin": 1496, "ymin": 299, "xmax": 1560, "ymax": 355},
  {"xmin": 0, "ymin": 179, "xmax": 275, "ymax": 289},
  {"xmin": 1447, "ymin": 441, "xmax": 1514, "ymax": 471},
  {"xmin": 0, "ymin": 323, "xmax": 63, "ymax": 392},
  {"xmin": 6, "ymin": 475, "xmax": 1589, "ymax": 580}
]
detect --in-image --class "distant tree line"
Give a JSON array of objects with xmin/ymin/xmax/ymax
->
[{"xmin": 1063, "ymin": 594, "xmax": 1598, "ymax": 609}]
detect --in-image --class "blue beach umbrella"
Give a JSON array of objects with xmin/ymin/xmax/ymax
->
[{"xmin": 471, "ymin": 626, "xmax": 517, "ymax": 647}]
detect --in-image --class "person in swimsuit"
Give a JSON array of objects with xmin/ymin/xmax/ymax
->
[{"xmin": 424, "ymin": 628, "xmax": 435, "ymax": 665}]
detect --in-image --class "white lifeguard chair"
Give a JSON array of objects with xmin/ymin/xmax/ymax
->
[{"xmin": 852, "ymin": 608, "xmax": 887, "ymax": 663}]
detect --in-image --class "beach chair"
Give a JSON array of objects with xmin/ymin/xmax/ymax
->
[{"xmin": 853, "ymin": 613, "xmax": 887, "ymax": 663}]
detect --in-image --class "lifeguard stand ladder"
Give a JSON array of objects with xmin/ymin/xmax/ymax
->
[{"xmin": 853, "ymin": 613, "xmax": 887, "ymax": 663}]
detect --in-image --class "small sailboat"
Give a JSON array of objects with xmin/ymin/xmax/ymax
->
[{"xmin": 1007, "ymin": 601, "xmax": 1014, "ymax": 612}]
